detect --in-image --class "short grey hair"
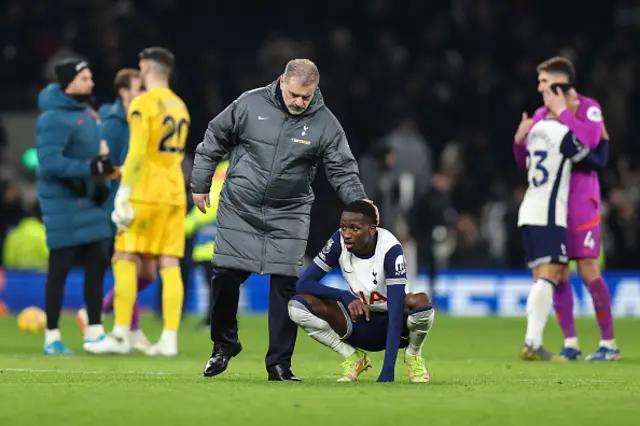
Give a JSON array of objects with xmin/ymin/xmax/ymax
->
[{"xmin": 283, "ymin": 59, "xmax": 320, "ymax": 86}]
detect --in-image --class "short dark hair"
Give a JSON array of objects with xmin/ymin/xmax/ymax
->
[
  {"xmin": 343, "ymin": 200, "xmax": 376, "ymax": 225},
  {"xmin": 536, "ymin": 56, "xmax": 576, "ymax": 84},
  {"xmin": 139, "ymin": 47, "xmax": 175, "ymax": 71},
  {"xmin": 113, "ymin": 68, "xmax": 140, "ymax": 92}
]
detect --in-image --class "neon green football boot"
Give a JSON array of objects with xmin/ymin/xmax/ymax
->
[
  {"xmin": 404, "ymin": 351, "xmax": 431, "ymax": 383},
  {"xmin": 337, "ymin": 350, "xmax": 371, "ymax": 382}
]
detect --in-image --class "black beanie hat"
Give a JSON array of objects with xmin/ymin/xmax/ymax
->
[{"xmin": 54, "ymin": 58, "xmax": 91, "ymax": 89}]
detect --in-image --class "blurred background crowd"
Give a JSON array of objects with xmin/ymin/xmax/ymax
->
[{"xmin": 1, "ymin": 0, "xmax": 639, "ymax": 273}]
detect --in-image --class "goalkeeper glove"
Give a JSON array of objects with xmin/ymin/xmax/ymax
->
[{"xmin": 111, "ymin": 185, "xmax": 135, "ymax": 230}]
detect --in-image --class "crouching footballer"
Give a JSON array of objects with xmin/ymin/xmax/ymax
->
[{"xmin": 288, "ymin": 201, "xmax": 435, "ymax": 382}]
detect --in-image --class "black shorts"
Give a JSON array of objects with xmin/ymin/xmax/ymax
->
[
  {"xmin": 521, "ymin": 225, "xmax": 568, "ymax": 269},
  {"xmin": 337, "ymin": 302, "xmax": 409, "ymax": 352}
]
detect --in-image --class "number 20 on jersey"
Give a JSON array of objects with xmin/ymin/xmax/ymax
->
[{"xmin": 159, "ymin": 115, "xmax": 189, "ymax": 153}]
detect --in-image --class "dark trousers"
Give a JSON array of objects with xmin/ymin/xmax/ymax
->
[
  {"xmin": 45, "ymin": 239, "xmax": 111, "ymax": 330},
  {"xmin": 209, "ymin": 266, "xmax": 298, "ymax": 371},
  {"xmin": 200, "ymin": 261, "xmax": 214, "ymax": 325},
  {"xmin": 180, "ymin": 235, "xmax": 195, "ymax": 313}
]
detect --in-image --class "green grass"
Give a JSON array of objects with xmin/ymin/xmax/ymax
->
[{"xmin": 1, "ymin": 314, "xmax": 639, "ymax": 425}]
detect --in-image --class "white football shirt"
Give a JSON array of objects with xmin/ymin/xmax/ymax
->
[
  {"xmin": 518, "ymin": 119, "xmax": 575, "ymax": 228},
  {"xmin": 314, "ymin": 228, "xmax": 407, "ymax": 312}
]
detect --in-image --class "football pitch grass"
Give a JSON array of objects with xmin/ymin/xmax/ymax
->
[{"xmin": 1, "ymin": 315, "xmax": 639, "ymax": 425}]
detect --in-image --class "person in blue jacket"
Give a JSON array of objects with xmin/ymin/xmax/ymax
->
[
  {"xmin": 97, "ymin": 102, "xmax": 113, "ymax": 120},
  {"xmin": 36, "ymin": 57, "xmax": 116, "ymax": 355}
]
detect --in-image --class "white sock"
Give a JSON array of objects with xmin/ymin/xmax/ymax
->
[
  {"xmin": 564, "ymin": 337, "xmax": 579, "ymax": 349},
  {"xmin": 160, "ymin": 329, "xmax": 177, "ymax": 346},
  {"xmin": 288, "ymin": 300, "xmax": 356, "ymax": 358},
  {"xmin": 130, "ymin": 329, "xmax": 146, "ymax": 337},
  {"xmin": 599, "ymin": 339, "xmax": 617, "ymax": 350},
  {"xmin": 524, "ymin": 278, "xmax": 554, "ymax": 349},
  {"xmin": 112, "ymin": 324, "xmax": 130, "ymax": 338},
  {"xmin": 406, "ymin": 308, "xmax": 435, "ymax": 356},
  {"xmin": 85, "ymin": 324, "xmax": 105, "ymax": 341},
  {"xmin": 45, "ymin": 329, "xmax": 61, "ymax": 345}
]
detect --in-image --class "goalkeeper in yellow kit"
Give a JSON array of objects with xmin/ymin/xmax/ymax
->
[{"xmin": 85, "ymin": 47, "xmax": 189, "ymax": 356}]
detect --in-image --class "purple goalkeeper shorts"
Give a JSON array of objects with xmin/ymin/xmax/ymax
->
[{"xmin": 567, "ymin": 204, "xmax": 601, "ymax": 259}]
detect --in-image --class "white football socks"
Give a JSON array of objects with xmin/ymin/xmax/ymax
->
[
  {"xmin": 85, "ymin": 324, "xmax": 105, "ymax": 341},
  {"xmin": 288, "ymin": 300, "xmax": 356, "ymax": 358},
  {"xmin": 406, "ymin": 308, "xmax": 435, "ymax": 356},
  {"xmin": 159, "ymin": 329, "xmax": 177, "ymax": 345},
  {"xmin": 600, "ymin": 339, "xmax": 617, "ymax": 350},
  {"xmin": 564, "ymin": 337, "xmax": 579, "ymax": 349},
  {"xmin": 112, "ymin": 324, "xmax": 130, "ymax": 339},
  {"xmin": 45, "ymin": 328, "xmax": 61, "ymax": 345},
  {"xmin": 525, "ymin": 278, "xmax": 555, "ymax": 349}
]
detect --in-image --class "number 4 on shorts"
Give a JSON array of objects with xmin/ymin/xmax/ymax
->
[{"xmin": 583, "ymin": 230, "xmax": 595, "ymax": 249}]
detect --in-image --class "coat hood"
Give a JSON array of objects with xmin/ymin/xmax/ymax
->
[
  {"xmin": 38, "ymin": 83, "xmax": 85, "ymax": 111},
  {"xmin": 98, "ymin": 102, "xmax": 113, "ymax": 119},
  {"xmin": 103, "ymin": 98, "xmax": 127, "ymax": 122}
]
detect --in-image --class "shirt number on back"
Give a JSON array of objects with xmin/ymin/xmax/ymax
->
[
  {"xmin": 526, "ymin": 150, "xmax": 549, "ymax": 187},
  {"xmin": 159, "ymin": 115, "xmax": 189, "ymax": 153}
]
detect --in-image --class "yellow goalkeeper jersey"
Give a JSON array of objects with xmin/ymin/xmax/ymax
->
[{"xmin": 121, "ymin": 87, "xmax": 190, "ymax": 206}]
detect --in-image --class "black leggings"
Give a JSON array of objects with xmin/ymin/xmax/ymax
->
[{"xmin": 45, "ymin": 239, "xmax": 111, "ymax": 330}]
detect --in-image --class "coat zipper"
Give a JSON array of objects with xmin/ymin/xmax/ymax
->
[{"xmin": 260, "ymin": 116, "xmax": 289, "ymax": 274}]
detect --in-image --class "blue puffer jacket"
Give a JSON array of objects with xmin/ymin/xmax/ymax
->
[
  {"xmin": 98, "ymin": 99, "xmax": 129, "ymax": 236},
  {"xmin": 35, "ymin": 83, "xmax": 113, "ymax": 250},
  {"xmin": 97, "ymin": 102, "xmax": 113, "ymax": 119}
]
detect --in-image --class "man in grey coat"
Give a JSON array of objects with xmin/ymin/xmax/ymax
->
[{"xmin": 191, "ymin": 59, "xmax": 371, "ymax": 381}]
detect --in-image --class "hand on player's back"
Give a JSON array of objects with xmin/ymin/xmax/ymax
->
[
  {"xmin": 601, "ymin": 122, "xmax": 609, "ymax": 140},
  {"xmin": 347, "ymin": 299, "xmax": 370, "ymax": 322},
  {"xmin": 514, "ymin": 112, "xmax": 534, "ymax": 144}
]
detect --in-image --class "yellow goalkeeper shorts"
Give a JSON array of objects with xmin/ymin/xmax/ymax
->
[{"xmin": 115, "ymin": 202, "xmax": 186, "ymax": 258}]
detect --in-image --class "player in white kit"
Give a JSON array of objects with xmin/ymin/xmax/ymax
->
[
  {"xmin": 516, "ymin": 84, "xmax": 601, "ymax": 360},
  {"xmin": 288, "ymin": 201, "xmax": 435, "ymax": 382}
]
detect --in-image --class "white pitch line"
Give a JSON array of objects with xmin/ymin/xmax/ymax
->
[{"xmin": 2, "ymin": 368, "xmax": 173, "ymax": 376}]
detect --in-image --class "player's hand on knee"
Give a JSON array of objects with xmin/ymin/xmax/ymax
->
[
  {"xmin": 193, "ymin": 193, "xmax": 210, "ymax": 213},
  {"xmin": 348, "ymin": 299, "xmax": 370, "ymax": 322}
]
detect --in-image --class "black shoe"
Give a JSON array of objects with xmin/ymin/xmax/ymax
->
[
  {"xmin": 203, "ymin": 342, "xmax": 242, "ymax": 377},
  {"xmin": 268, "ymin": 365, "xmax": 301, "ymax": 382}
]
